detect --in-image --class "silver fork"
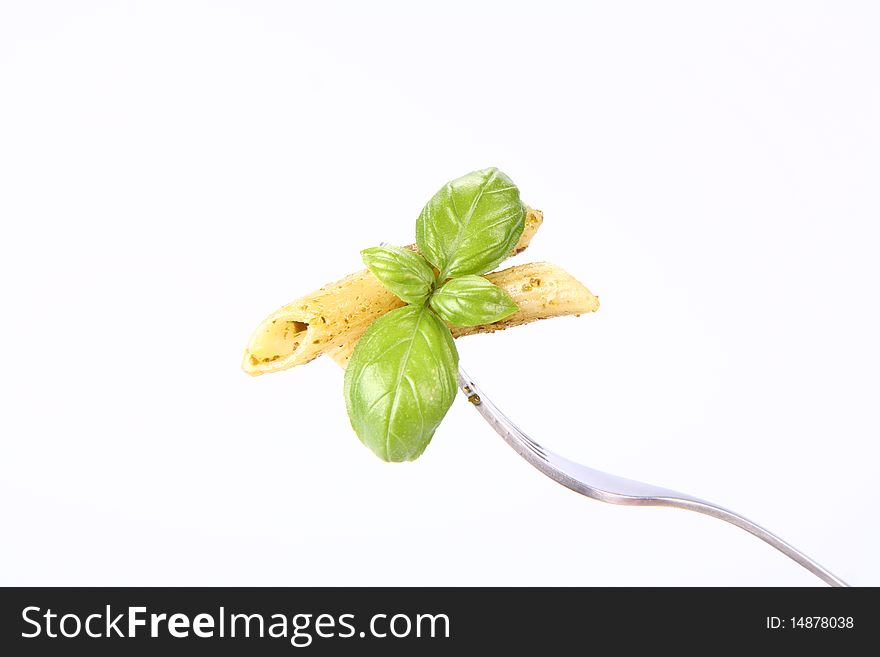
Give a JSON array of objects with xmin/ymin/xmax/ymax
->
[{"xmin": 458, "ymin": 365, "xmax": 849, "ymax": 587}]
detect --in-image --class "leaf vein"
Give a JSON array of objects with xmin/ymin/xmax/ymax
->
[
  {"xmin": 439, "ymin": 168, "xmax": 498, "ymax": 278},
  {"xmin": 383, "ymin": 306, "xmax": 427, "ymax": 460}
]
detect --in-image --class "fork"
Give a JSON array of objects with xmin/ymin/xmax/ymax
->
[{"xmin": 457, "ymin": 365, "xmax": 849, "ymax": 587}]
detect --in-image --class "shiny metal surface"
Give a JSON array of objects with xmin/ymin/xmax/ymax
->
[{"xmin": 458, "ymin": 366, "xmax": 848, "ymax": 587}]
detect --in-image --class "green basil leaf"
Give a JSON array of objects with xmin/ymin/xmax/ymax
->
[
  {"xmin": 361, "ymin": 245, "xmax": 435, "ymax": 305},
  {"xmin": 344, "ymin": 305, "xmax": 458, "ymax": 462},
  {"xmin": 416, "ymin": 167, "xmax": 526, "ymax": 279},
  {"xmin": 429, "ymin": 275, "xmax": 519, "ymax": 327}
]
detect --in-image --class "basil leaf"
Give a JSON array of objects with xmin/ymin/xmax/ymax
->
[
  {"xmin": 416, "ymin": 167, "xmax": 526, "ymax": 280},
  {"xmin": 429, "ymin": 275, "xmax": 519, "ymax": 327},
  {"xmin": 361, "ymin": 245, "xmax": 435, "ymax": 305},
  {"xmin": 344, "ymin": 304, "xmax": 458, "ymax": 462}
]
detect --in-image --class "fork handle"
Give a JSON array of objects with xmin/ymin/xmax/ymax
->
[
  {"xmin": 458, "ymin": 367, "xmax": 849, "ymax": 587},
  {"xmin": 647, "ymin": 497, "xmax": 849, "ymax": 587}
]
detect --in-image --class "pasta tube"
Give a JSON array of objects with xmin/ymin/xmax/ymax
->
[
  {"xmin": 242, "ymin": 207, "xmax": 544, "ymax": 375},
  {"xmin": 329, "ymin": 261, "xmax": 599, "ymax": 367}
]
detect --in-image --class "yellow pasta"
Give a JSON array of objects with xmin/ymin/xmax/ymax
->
[
  {"xmin": 242, "ymin": 207, "xmax": 544, "ymax": 375},
  {"xmin": 329, "ymin": 261, "xmax": 599, "ymax": 367}
]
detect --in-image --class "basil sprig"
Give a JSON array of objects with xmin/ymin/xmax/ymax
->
[{"xmin": 346, "ymin": 167, "xmax": 525, "ymax": 461}]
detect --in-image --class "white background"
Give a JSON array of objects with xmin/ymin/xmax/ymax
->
[{"xmin": 1, "ymin": 1, "xmax": 877, "ymax": 586}]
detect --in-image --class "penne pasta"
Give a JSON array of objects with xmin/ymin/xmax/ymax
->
[
  {"xmin": 328, "ymin": 261, "xmax": 599, "ymax": 367},
  {"xmin": 242, "ymin": 207, "xmax": 544, "ymax": 375}
]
